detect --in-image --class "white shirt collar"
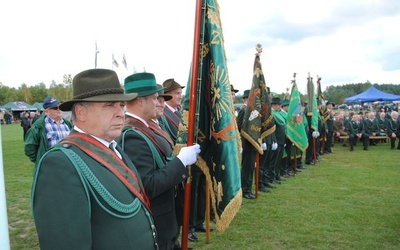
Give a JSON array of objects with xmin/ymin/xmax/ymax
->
[{"xmin": 125, "ymin": 111, "xmax": 149, "ymax": 127}]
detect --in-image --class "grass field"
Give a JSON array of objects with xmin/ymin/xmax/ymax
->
[{"xmin": 2, "ymin": 123, "xmax": 400, "ymax": 249}]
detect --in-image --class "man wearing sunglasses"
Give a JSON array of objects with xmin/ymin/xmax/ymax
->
[{"xmin": 25, "ymin": 97, "xmax": 72, "ymax": 166}]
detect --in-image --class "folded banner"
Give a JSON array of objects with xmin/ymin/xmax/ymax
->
[
  {"xmin": 286, "ymin": 80, "xmax": 308, "ymax": 152},
  {"xmin": 175, "ymin": 0, "xmax": 241, "ymax": 233},
  {"xmin": 241, "ymin": 45, "xmax": 276, "ymax": 154},
  {"xmin": 307, "ymin": 75, "xmax": 319, "ymax": 131}
]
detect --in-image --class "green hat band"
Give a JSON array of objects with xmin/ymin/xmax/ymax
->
[{"xmin": 125, "ymin": 79, "xmax": 158, "ymax": 95}]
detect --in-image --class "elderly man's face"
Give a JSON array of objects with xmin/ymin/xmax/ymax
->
[
  {"xmin": 166, "ymin": 88, "xmax": 182, "ymax": 109},
  {"xmin": 156, "ymin": 96, "xmax": 166, "ymax": 118},
  {"xmin": 75, "ymin": 102, "xmax": 125, "ymax": 142}
]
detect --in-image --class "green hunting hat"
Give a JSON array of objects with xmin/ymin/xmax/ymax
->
[
  {"xmin": 271, "ymin": 97, "xmax": 281, "ymax": 105},
  {"xmin": 59, "ymin": 69, "xmax": 137, "ymax": 111},
  {"xmin": 243, "ymin": 89, "xmax": 250, "ymax": 99},
  {"xmin": 230, "ymin": 84, "xmax": 239, "ymax": 93},
  {"xmin": 157, "ymin": 84, "xmax": 172, "ymax": 101},
  {"xmin": 124, "ymin": 72, "xmax": 161, "ymax": 97},
  {"xmin": 281, "ymin": 99, "xmax": 290, "ymax": 107},
  {"xmin": 163, "ymin": 78, "xmax": 185, "ymax": 93}
]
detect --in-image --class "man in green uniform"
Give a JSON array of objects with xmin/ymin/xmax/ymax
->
[
  {"xmin": 32, "ymin": 69, "xmax": 158, "ymax": 249},
  {"xmin": 117, "ymin": 72, "xmax": 200, "ymax": 249}
]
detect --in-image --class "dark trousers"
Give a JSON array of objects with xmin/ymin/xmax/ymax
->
[
  {"xmin": 349, "ymin": 134, "xmax": 369, "ymax": 148},
  {"xmin": 325, "ymin": 131, "xmax": 334, "ymax": 152},
  {"xmin": 189, "ymin": 166, "xmax": 206, "ymax": 231},
  {"xmin": 259, "ymin": 148, "xmax": 273, "ymax": 186},
  {"xmin": 270, "ymin": 144, "xmax": 284, "ymax": 180},
  {"xmin": 390, "ymin": 136, "xmax": 400, "ymax": 149},
  {"xmin": 241, "ymin": 139, "xmax": 256, "ymax": 194}
]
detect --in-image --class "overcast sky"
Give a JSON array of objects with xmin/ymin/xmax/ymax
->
[{"xmin": 1, "ymin": 0, "xmax": 399, "ymax": 96}]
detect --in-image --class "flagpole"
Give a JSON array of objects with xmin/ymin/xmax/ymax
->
[
  {"xmin": 0, "ymin": 124, "xmax": 11, "ymax": 250},
  {"xmin": 255, "ymin": 153, "xmax": 259, "ymax": 198},
  {"xmin": 94, "ymin": 42, "xmax": 99, "ymax": 69},
  {"xmin": 181, "ymin": 0, "xmax": 203, "ymax": 249}
]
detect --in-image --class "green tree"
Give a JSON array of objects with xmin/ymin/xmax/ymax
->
[
  {"xmin": 29, "ymin": 83, "xmax": 49, "ymax": 103},
  {"xmin": 0, "ymin": 85, "xmax": 18, "ymax": 105}
]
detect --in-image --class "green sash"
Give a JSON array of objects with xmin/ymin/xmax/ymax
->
[{"xmin": 62, "ymin": 133, "xmax": 151, "ymax": 211}]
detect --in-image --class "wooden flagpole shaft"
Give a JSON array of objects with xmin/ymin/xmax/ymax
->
[
  {"xmin": 205, "ymin": 180, "xmax": 210, "ymax": 243},
  {"xmin": 255, "ymin": 152, "xmax": 259, "ymax": 198},
  {"xmin": 293, "ymin": 145, "xmax": 297, "ymax": 173},
  {"xmin": 313, "ymin": 137, "xmax": 317, "ymax": 164},
  {"xmin": 181, "ymin": 0, "xmax": 203, "ymax": 249}
]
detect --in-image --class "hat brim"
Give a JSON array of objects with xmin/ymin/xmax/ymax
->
[
  {"xmin": 159, "ymin": 94, "xmax": 172, "ymax": 101},
  {"xmin": 59, "ymin": 93, "xmax": 138, "ymax": 111},
  {"xmin": 43, "ymin": 102, "xmax": 59, "ymax": 109},
  {"xmin": 164, "ymin": 86, "xmax": 185, "ymax": 93}
]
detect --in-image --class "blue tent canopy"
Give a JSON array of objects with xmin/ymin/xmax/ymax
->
[
  {"xmin": 0, "ymin": 101, "xmax": 37, "ymax": 111},
  {"xmin": 344, "ymin": 86, "xmax": 400, "ymax": 103}
]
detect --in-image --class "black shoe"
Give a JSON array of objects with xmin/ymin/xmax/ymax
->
[
  {"xmin": 264, "ymin": 182, "xmax": 276, "ymax": 188},
  {"xmin": 173, "ymin": 240, "xmax": 181, "ymax": 249},
  {"xmin": 350, "ymin": 147, "xmax": 354, "ymax": 151},
  {"xmin": 243, "ymin": 193, "xmax": 255, "ymax": 199},
  {"xmin": 259, "ymin": 186, "xmax": 270, "ymax": 193},
  {"xmin": 188, "ymin": 232, "xmax": 198, "ymax": 242},
  {"xmin": 364, "ymin": 147, "xmax": 368, "ymax": 151},
  {"xmin": 196, "ymin": 225, "xmax": 214, "ymax": 232}
]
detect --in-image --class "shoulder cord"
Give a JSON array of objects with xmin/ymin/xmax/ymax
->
[
  {"xmin": 32, "ymin": 147, "xmax": 158, "ymax": 248},
  {"xmin": 121, "ymin": 128, "xmax": 171, "ymax": 169},
  {"xmin": 387, "ymin": 119, "xmax": 397, "ymax": 132},
  {"xmin": 59, "ymin": 147, "xmax": 147, "ymax": 219},
  {"xmin": 349, "ymin": 121, "xmax": 359, "ymax": 132},
  {"xmin": 160, "ymin": 115, "xmax": 177, "ymax": 142}
]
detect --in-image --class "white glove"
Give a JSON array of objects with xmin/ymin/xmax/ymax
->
[
  {"xmin": 177, "ymin": 144, "xmax": 201, "ymax": 166},
  {"xmin": 271, "ymin": 142, "xmax": 278, "ymax": 151},
  {"xmin": 316, "ymin": 132, "xmax": 320, "ymax": 137},
  {"xmin": 262, "ymin": 143, "xmax": 267, "ymax": 151},
  {"xmin": 240, "ymin": 147, "xmax": 243, "ymax": 154},
  {"xmin": 249, "ymin": 110, "xmax": 260, "ymax": 121},
  {"xmin": 312, "ymin": 131, "xmax": 319, "ymax": 138}
]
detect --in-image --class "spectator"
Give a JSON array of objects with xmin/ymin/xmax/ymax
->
[{"xmin": 24, "ymin": 97, "xmax": 72, "ymax": 165}]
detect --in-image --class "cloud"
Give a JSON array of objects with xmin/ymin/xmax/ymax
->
[{"xmin": 0, "ymin": 0, "xmax": 399, "ymax": 98}]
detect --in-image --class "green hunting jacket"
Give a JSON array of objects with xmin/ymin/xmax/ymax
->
[{"xmin": 24, "ymin": 115, "xmax": 73, "ymax": 165}]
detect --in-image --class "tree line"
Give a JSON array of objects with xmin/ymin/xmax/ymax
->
[
  {"xmin": 1, "ymin": 78, "xmax": 399, "ymax": 107},
  {"xmin": 0, "ymin": 75, "xmax": 73, "ymax": 105}
]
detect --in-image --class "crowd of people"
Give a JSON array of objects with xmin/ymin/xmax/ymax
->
[
  {"xmin": 14, "ymin": 66, "xmax": 400, "ymax": 249},
  {"xmin": 237, "ymin": 93, "xmax": 400, "ymax": 199}
]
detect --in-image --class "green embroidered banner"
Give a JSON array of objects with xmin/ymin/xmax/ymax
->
[
  {"xmin": 175, "ymin": 0, "xmax": 241, "ymax": 233},
  {"xmin": 307, "ymin": 75, "xmax": 319, "ymax": 131},
  {"xmin": 286, "ymin": 81, "xmax": 308, "ymax": 152},
  {"xmin": 241, "ymin": 46, "xmax": 276, "ymax": 154}
]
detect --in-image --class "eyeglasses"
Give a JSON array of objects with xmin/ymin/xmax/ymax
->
[{"xmin": 49, "ymin": 106, "xmax": 60, "ymax": 110}]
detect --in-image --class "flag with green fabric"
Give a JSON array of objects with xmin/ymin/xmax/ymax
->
[
  {"xmin": 317, "ymin": 76, "xmax": 329, "ymax": 123},
  {"xmin": 307, "ymin": 75, "xmax": 319, "ymax": 131},
  {"xmin": 286, "ymin": 80, "xmax": 308, "ymax": 152},
  {"xmin": 241, "ymin": 45, "xmax": 276, "ymax": 154},
  {"xmin": 174, "ymin": 0, "xmax": 241, "ymax": 233}
]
